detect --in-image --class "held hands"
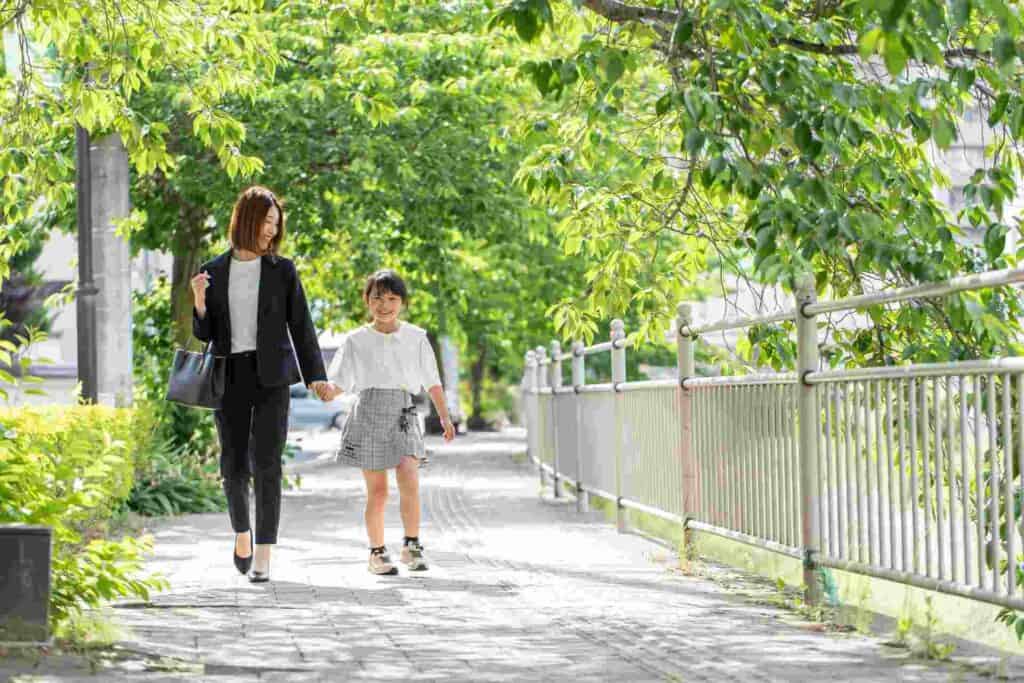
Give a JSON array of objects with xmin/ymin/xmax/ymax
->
[{"xmin": 308, "ymin": 381, "xmax": 342, "ymax": 402}]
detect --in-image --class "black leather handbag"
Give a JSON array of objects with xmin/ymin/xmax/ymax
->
[{"xmin": 165, "ymin": 344, "xmax": 226, "ymax": 410}]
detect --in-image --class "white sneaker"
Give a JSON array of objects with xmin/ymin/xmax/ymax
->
[
  {"xmin": 400, "ymin": 540, "xmax": 428, "ymax": 571},
  {"xmin": 368, "ymin": 548, "xmax": 398, "ymax": 575}
]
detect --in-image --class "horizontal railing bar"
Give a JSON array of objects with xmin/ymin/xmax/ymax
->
[
  {"xmin": 586, "ymin": 485, "xmax": 619, "ymax": 504},
  {"xmin": 575, "ymin": 383, "xmax": 615, "ymax": 394},
  {"xmin": 620, "ymin": 498, "xmax": 686, "ymax": 525},
  {"xmin": 584, "ymin": 341, "xmax": 614, "ymax": 355},
  {"xmin": 684, "ymin": 309, "xmax": 795, "ymax": 336},
  {"xmin": 807, "ymin": 358, "xmax": 1024, "ymax": 384},
  {"xmin": 558, "ymin": 352, "xmax": 574, "ymax": 362},
  {"xmin": 553, "ymin": 387, "xmax": 575, "ymax": 395},
  {"xmin": 683, "ymin": 372, "xmax": 797, "ymax": 388},
  {"xmin": 805, "ymin": 266, "xmax": 1024, "ymax": 316},
  {"xmin": 544, "ymin": 459, "xmax": 685, "ymax": 527},
  {"xmin": 817, "ymin": 555, "xmax": 1024, "ymax": 611},
  {"xmin": 617, "ymin": 379, "xmax": 679, "ymax": 392},
  {"xmin": 687, "ymin": 520, "xmax": 802, "ymax": 559},
  {"xmin": 536, "ymin": 387, "xmax": 553, "ymax": 395},
  {"xmin": 579, "ymin": 486, "xmax": 683, "ymax": 527}
]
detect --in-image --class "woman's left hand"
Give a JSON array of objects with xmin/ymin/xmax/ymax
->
[{"xmin": 442, "ymin": 418, "xmax": 455, "ymax": 442}]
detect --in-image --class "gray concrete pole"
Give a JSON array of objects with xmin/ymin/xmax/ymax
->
[
  {"xmin": 90, "ymin": 133, "xmax": 133, "ymax": 407},
  {"xmin": 75, "ymin": 124, "xmax": 98, "ymax": 403}
]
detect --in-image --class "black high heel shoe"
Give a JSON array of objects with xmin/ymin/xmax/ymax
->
[
  {"xmin": 248, "ymin": 567, "xmax": 270, "ymax": 583},
  {"xmin": 233, "ymin": 532, "xmax": 253, "ymax": 575}
]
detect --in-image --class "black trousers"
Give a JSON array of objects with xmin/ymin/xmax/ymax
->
[{"xmin": 214, "ymin": 352, "xmax": 290, "ymax": 545}]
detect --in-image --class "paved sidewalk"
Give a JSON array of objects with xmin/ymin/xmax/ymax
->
[{"xmin": 6, "ymin": 431, "xmax": 1020, "ymax": 681}]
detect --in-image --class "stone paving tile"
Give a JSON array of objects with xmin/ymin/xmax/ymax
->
[{"xmin": 4, "ymin": 431, "xmax": 1022, "ymax": 681}]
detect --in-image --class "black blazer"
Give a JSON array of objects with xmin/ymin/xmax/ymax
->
[{"xmin": 192, "ymin": 250, "xmax": 326, "ymax": 388}]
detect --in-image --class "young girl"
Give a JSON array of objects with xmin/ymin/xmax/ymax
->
[{"xmin": 323, "ymin": 269, "xmax": 455, "ymax": 575}]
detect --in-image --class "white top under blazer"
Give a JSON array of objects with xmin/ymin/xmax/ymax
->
[
  {"xmin": 327, "ymin": 322, "xmax": 442, "ymax": 395},
  {"xmin": 227, "ymin": 256, "xmax": 261, "ymax": 353}
]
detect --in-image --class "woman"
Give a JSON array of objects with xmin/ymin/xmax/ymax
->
[{"xmin": 191, "ymin": 185, "xmax": 330, "ymax": 583}]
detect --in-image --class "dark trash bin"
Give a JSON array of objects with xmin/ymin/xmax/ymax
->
[{"xmin": 0, "ymin": 525, "xmax": 51, "ymax": 643}]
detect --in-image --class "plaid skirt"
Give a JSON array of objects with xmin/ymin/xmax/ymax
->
[{"xmin": 337, "ymin": 388, "xmax": 426, "ymax": 470}]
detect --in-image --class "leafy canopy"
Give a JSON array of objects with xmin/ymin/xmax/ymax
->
[{"xmin": 491, "ymin": 0, "xmax": 1024, "ymax": 366}]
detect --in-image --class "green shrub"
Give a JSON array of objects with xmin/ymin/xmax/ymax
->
[
  {"xmin": 127, "ymin": 436, "xmax": 225, "ymax": 517},
  {"xmin": 132, "ymin": 277, "xmax": 218, "ymax": 458},
  {"xmin": 0, "ymin": 405, "xmax": 167, "ymax": 628}
]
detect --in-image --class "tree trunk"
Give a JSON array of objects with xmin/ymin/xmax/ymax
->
[
  {"xmin": 171, "ymin": 234, "xmax": 204, "ymax": 351},
  {"xmin": 467, "ymin": 343, "xmax": 489, "ymax": 431}
]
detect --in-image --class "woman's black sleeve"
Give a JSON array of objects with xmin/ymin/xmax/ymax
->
[{"xmin": 286, "ymin": 262, "xmax": 327, "ymax": 384}]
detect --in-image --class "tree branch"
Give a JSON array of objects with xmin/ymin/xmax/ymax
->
[
  {"xmin": 580, "ymin": 0, "xmax": 676, "ymax": 25},
  {"xmin": 579, "ymin": 1, "xmax": 993, "ymax": 61}
]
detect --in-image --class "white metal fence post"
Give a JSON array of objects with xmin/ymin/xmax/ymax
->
[
  {"xmin": 525, "ymin": 350, "xmax": 537, "ymax": 468},
  {"xmin": 611, "ymin": 319, "xmax": 627, "ymax": 532},
  {"xmin": 550, "ymin": 340, "xmax": 563, "ymax": 498},
  {"xmin": 796, "ymin": 275, "xmax": 823, "ymax": 606},
  {"xmin": 535, "ymin": 345, "xmax": 548, "ymax": 490},
  {"xmin": 572, "ymin": 340, "xmax": 588, "ymax": 512},
  {"xmin": 677, "ymin": 304, "xmax": 697, "ymax": 547}
]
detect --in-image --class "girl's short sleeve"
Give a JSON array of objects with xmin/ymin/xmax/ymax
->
[
  {"xmin": 327, "ymin": 336, "xmax": 358, "ymax": 393},
  {"xmin": 418, "ymin": 335, "xmax": 442, "ymax": 391}
]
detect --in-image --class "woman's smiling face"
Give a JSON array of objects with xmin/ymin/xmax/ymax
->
[{"xmin": 257, "ymin": 205, "xmax": 280, "ymax": 253}]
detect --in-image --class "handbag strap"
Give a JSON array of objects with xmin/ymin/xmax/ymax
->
[{"xmin": 202, "ymin": 341, "xmax": 226, "ymax": 359}]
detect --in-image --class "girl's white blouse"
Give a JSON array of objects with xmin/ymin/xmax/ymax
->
[{"xmin": 327, "ymin": 322, "xmax": 442, "ymax": 395}]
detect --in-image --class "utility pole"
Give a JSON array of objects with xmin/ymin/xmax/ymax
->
[{"xmin": 75, "ymin": 124, "xmax": 99, "ymax": 403}]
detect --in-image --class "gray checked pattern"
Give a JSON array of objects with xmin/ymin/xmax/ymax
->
[{"xmin": 337, "ymin": 388, "xmax": 425, "ymax": 470}]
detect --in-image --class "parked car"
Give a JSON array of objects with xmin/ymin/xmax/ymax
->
[
  {"xmin": 287, "ymin": 382, "xmax": 356, "ymax": 432},
  {"xmin": 287, "ymin": 331, "xmax": 352, "ymax": 432}
]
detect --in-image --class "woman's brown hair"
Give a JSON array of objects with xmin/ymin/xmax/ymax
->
[{"xmin": 229, "ymin": 185, "xmax": 285, "ymax": 254}]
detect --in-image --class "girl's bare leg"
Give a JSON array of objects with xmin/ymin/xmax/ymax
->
[
  {"xmin": 395, "ymin": 456, "xmax": 420, "ymax": 538},
  {"xmin": 362, "ymin": 469, "xmax": 389, "ymax": 547}
]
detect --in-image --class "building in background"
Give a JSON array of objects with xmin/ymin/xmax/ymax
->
[{"xmin": 8, "ymin": 229, "xmax": 171, "ymax": 406}]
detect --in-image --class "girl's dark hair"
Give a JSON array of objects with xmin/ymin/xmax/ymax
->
[
  {"xmin": 363, "ymin": 269, "xmax": 408, "ymax": 303},
  {"xmin": 229, "ymin": 185, "xmax": 284, "ymax": 254}
]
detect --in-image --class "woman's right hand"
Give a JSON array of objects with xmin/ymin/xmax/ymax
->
[{"xmin": 191, "ymin": 271, "xmax": 211, "ymax": 316}]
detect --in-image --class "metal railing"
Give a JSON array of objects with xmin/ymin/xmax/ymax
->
[{"xmin": 521, "ymin": 267, "xmax": 1024, "ymax": 609}]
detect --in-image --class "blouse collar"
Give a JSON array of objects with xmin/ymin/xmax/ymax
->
[{"xmin": 366, "ymin": 321, "xmax": 404, "ymax": 337}]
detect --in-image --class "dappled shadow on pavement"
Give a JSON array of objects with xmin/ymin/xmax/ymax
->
[{"xmin": 17, "ymin": 431, "xmax": 1014, "ymax": 681}]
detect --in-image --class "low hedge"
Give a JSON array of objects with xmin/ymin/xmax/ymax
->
[{"xmin": 0, "ymin": 405, "xmax": 167, "ymax": 631}]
